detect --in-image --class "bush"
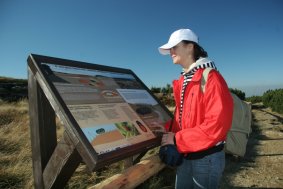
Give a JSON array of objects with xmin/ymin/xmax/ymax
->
[
  {"xmin": 229, "ymin": 88, "xmax": 246, "ymax": 100},
  {"xmin": 246, "ymin": 96, "xmax": 262, "ymax": 103},
  {"xmin": 262, "ymin": 89, "xmax": 283, "ymax": 114},
  {"xmin": 159, "ymin": 95, "xmax": 175, "ymax": 107},
  {"xmin": 262, "ymin": 90, "xmax": 272, "ymax": 107},
  {"xmin": 150, "ymin": 87, "xmax": 161, "ymax": 93},
  {"xmin": 151, "ymin": 84, "xmax": 174, "ymax": 107}
]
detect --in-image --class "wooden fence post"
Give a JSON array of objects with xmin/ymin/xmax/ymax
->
[
  {"xmin": 28, "ymin": 68, "xmax": 82, "ymax": 189},
  {"xmin": 28, "ymin": 68, "xmax": 57, "ymax": 188},
  {"xmin": 42, "ymin": 131, "xmax": 82, "ymax": 189}
]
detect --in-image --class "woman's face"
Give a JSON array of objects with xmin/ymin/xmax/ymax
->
[{"xmin": 170, "ymin": 42, "xmax": 193, "ymax": 66}]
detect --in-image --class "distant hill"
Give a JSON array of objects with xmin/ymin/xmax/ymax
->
[{"xmin": 0, "ymin": 76, "xmax": 28, "ymax": 101}]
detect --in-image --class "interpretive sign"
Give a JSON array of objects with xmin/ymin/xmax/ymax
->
[{"xmin": 28, "ymin": 54, "xmax": 172, "ymax": 173}]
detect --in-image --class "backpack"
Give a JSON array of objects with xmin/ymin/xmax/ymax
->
[{"xmin": 201, "ymin": 68, "xmax": 252, "ymax": 157}]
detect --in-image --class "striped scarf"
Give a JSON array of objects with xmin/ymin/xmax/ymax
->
[{"xmin": 178, "ymin": 58, "xmax": 217, "ymax": 128}]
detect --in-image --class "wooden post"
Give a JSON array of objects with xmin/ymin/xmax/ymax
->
[
  {"xmin": 28, "ymin": 68, "xmax": 57, "ymax": 188},
  {"xmin": 28, "ymin": 68, "xmax": 82, "ymax": 189},
  {"xmin": 123, "ymin": 157, "xmax": 134, "ymax": 169},
  {"xmin": 89, "ymin": 155, "xmax": 165, "ymax": 189},
  {"xmin": 42, "ymin": 131, "xmax": 82, "ymax": 189}
]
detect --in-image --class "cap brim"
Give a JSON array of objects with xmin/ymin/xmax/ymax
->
[
  {"xmin": 158, "ymin": 48, "xmax": 170, "ymax": 55},
  {"xmin": 158, "ymin": 41, "xmax": 180, "ymax": 55}
]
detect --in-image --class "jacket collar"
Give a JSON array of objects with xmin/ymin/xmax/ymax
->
[{"xmin": 182, "ymin": 57, "xmax": 214, "ymax": 74}]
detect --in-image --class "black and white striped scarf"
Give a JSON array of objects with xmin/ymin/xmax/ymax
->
[{"xmin": 178, "ymin": 58, "xmax": 217, "ymax": 128}]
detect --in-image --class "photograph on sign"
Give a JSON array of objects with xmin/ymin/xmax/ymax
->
[{"xmin": 41, "ymin": 63, "xmax": 171, "ymax": 155}]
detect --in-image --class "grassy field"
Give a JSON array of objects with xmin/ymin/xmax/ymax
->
[
  {"xmin": 0, "ymin": 99, "xmax": 175, "ymax": 189},
  {"xmin": 0, "ymin": 99, "xmax": 32, "ymax": 188}
]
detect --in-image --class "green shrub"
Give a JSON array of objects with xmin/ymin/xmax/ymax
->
[
  {"xmin": 262, "ymin": 89, "xmax": 283, "ymax": 113},
  {"xmin": 229, "ymin": 88, "xmax": 246, "ymax": 100},
  {"xmin": 262, "ymin": 90, "xmax": 274, "ymax": 107},
  {"xmin": 159, "ymin": 95, "xmax": 175, "ymax": 107},
  {"xmin": 150, "ymin": 86, "xmax": 161, "ymax": 93},
  {"xmin": 246, "ymin": 96, "xmax": 262, "ymax": 103}
]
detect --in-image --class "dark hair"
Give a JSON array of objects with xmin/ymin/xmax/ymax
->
[{"xmin": 182, "ymin": 40, "xmax": 208, "ymax": 60}]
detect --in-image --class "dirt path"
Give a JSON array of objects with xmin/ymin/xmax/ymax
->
[{"xmin": 220, "ymin": 104, "xmax": 283, "ymax": 188}]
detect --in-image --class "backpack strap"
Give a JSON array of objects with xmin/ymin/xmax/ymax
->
[{"xmin": 201, "ymin": 67, "xmax": 214, "ymax": 93}]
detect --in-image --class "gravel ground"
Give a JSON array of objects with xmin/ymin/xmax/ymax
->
[{"xmin": 220, "ymin": 103, "xmax": 283, "ymax": 189}]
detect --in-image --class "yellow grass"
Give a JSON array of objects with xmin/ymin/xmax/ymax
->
[{"xmin": 0, "ymin": 99, "xmax": 33, "ymax": 189}]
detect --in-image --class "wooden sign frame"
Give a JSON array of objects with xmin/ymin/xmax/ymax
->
[{"xmin": 27, "ymin": 54, "xmax": 172, "ymax": 188}]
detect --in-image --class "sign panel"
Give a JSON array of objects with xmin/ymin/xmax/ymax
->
[{"xmin": 28, "ymin": 54, "xmax": 172, "ymax": 169}]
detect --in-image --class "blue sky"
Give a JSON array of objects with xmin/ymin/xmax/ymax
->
[{"xmin": 0, "ymin": 0, "xmax": 282, "ymax": 96}]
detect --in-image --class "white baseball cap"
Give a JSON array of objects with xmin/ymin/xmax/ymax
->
[{"xmin": 158, "ymin": 29, "xmax": 199, "ymax": 55}]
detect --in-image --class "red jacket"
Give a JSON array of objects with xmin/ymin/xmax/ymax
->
[{"xmin": 167, "ymin": 68, "xmax": 233, "ymax": 153}]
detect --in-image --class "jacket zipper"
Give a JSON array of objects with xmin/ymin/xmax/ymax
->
[
  {"xmin": 187, "ymin": 92, "xmax": 194, "ymax": 128},
  {"xmin": 179, "ymin": 81, "xmax": 194, "ymax": 129}
]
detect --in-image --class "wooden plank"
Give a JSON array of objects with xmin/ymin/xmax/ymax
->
[
  {"xmin": 43, "ymin": 131, "xmax": 82, "ymax": 189},
  {"xmin": 28, "ymin": 68, "xmax": 57, "ymax": 188},
  {"xmin": 89, "ymin": 155, "xmax": 165, "ymax": 189}
]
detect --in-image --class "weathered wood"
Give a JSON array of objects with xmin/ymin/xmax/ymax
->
[
  {"xmin": 89, "ymin": 155, "xmax": 165, "ymax": 189},
  {"xmin": 43, "ymin": 131, "xmax": 82, "ymax": 189},
  {"xmin": 123, "ymin": 150, "xmax": 148, "ymax": 169},
  {"xmin": 28, "ymin": 68, "xmax": 57, "ymax": 188},
  {"xmin": 132, "ymin": 151, "xmax": 148, "ymax": 165},
  {"xmin": 123, "ymin": 157, "xmax": 134, "ymax": 169},
  {"xmin": 29, "ymin": 67, "xmax": 84, "ymax": 189}
]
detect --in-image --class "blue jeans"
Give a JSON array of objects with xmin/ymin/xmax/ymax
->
[{"xmin": 175, "ymin": 150, "xmax": 225, "ymax": 189}]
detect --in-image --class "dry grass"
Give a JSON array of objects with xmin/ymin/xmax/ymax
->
[
  {"xmin": 0, "ymin": 99, "xmax": 174, "ymax": 189},
  {"xmin": 0, "ymin": 99, "xmax": 33, "ymax": 189}
]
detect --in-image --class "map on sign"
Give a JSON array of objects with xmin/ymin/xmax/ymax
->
[{"xmin": 41, "ymin": 63, "xmax": 171, "ymax": 155}]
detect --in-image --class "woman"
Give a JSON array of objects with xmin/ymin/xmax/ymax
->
[{"xmin": 158, "ymin": 28, "xmax": 233, "ymax": 188}]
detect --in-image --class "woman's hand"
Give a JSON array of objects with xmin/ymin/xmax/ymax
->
[
  {"xmin": 150, "ymin": 121, "xmax": 166, "ymax": 134},
  {"xmin": 161, "ymin": 132, "xmax": 175, "ymax": 146}
]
